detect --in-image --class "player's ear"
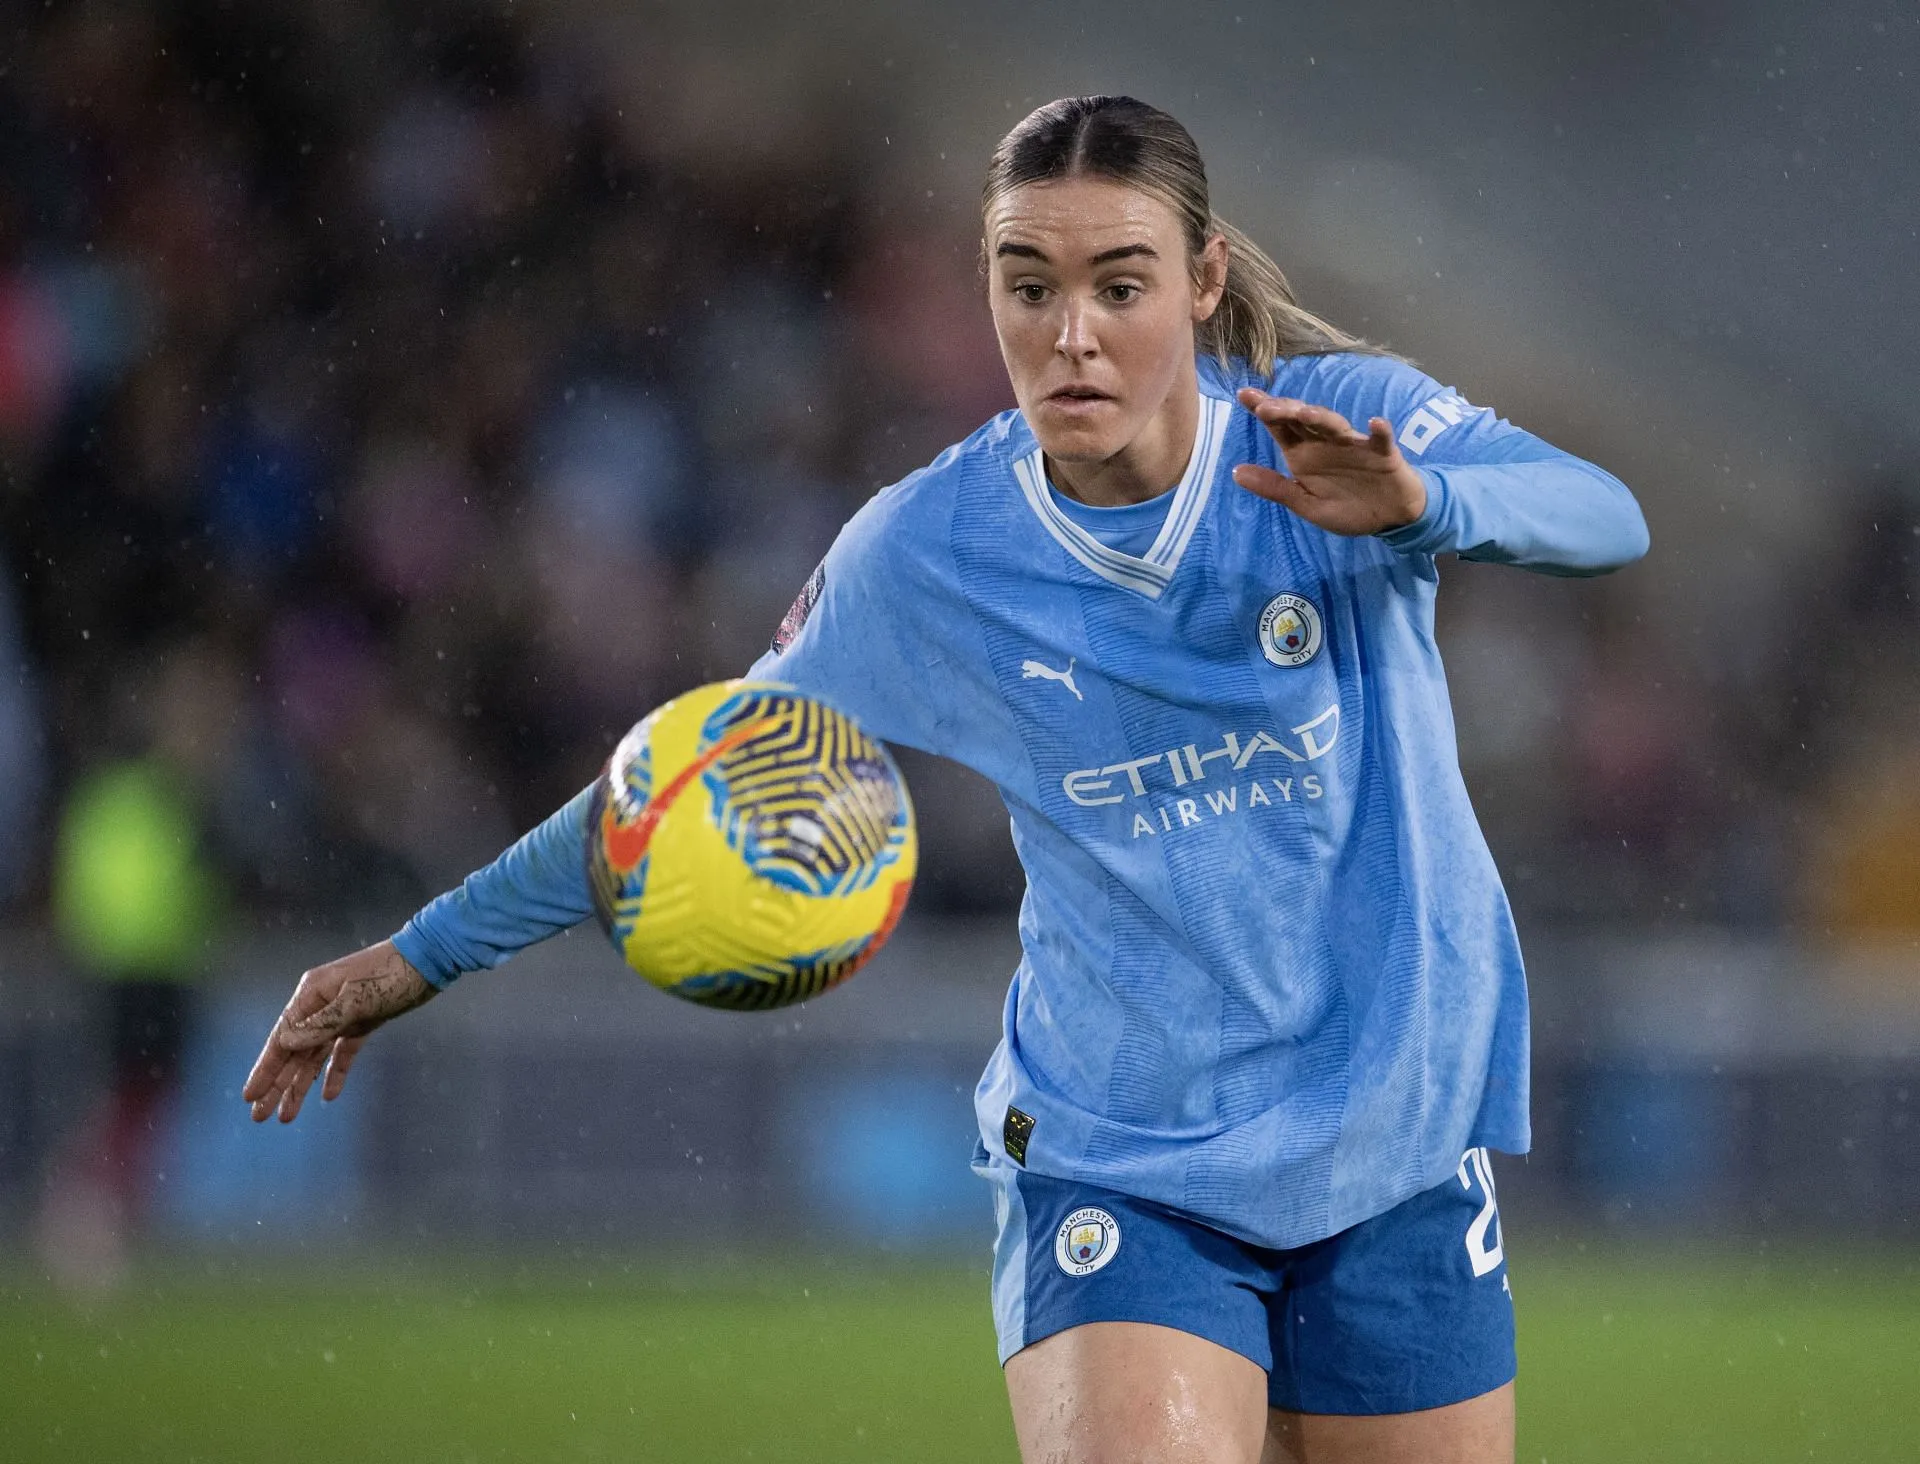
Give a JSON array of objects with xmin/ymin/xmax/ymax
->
[{"xmin": 1192, "ymin": 231, "xmax": 1229, "ymax": 323}]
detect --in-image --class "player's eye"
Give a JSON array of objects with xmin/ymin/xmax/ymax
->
[
  {"xmin": 1105, "ymin": 283, "xmax": 1140, "ymax": 304},
  {"xmin": 1013, "ymin": 283, "xmax": 1048, "ymax": 305}
]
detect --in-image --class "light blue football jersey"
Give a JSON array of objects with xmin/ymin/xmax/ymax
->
[{"xmin": 395, "ymin": 350, "xmax": 1648, "ymax": 1249}]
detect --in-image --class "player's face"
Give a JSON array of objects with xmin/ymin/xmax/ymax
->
[{"xmin": 984, "ymin": 177, "xmax": 1225, "ymax": 478}]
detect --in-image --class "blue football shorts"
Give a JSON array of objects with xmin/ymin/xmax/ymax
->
[{"xmin": 979, "ymin": 1146, "xmax": 1515, "ymax": 1415}]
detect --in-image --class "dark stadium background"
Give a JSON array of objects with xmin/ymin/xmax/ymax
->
[{"xmin": 2, "ymin": 2, "xmax": 1916, "ymax": 1459}]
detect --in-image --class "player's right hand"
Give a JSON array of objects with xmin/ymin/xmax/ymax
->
[
  {"xmin": 242, "ymin": 939, "xmax": 436, "ymax": 1124},
  {"xmin": 1231, "ymin": 387, "xmax": 1429, "ymax": 536}
]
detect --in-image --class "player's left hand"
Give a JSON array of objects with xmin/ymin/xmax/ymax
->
[
  {"xmin": 1232, "ymin": 387, "xmax": 1428, "ymax": 537},
  {"xmin": 242, "ymin": 940, "xmax": 435, "ymax": 1124}
]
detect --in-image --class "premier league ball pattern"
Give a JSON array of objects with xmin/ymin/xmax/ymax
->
[
  {"xmin": 588, "ymin": 681, "xmax": 917, "ymax": 1011},
  {"xmin": 699, "ymin": 687, "xmax": 905, "ymax": 900}
]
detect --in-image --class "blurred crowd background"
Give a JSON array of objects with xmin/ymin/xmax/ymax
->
[
  {"xmin": 3, "ymin": 0, "xmax": 1915, "ymax": 940},
  {"xmin": 1, "ymin": 0, "xmax": 1916, "ymax": 1275},
  {"xmin": 0, "ymin": 0, "xmax": 1017, "ymax": 927}
]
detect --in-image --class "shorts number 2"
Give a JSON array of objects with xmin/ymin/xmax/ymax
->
[{"xmin": 1457, "ymin": 1146, "xmax": 1504, "ymax": 1278}]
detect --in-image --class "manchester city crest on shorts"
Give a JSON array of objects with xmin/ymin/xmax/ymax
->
[
  {"xmin": 1258, "ymin": 592, "xmax": 1324, "ymax": 668},
  {"xmin": 1054, "ymin": 1207, "xmax": 1121, "ymax": 1277}
]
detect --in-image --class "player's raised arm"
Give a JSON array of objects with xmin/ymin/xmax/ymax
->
[
  {"xmin": 1229, "ymin": 389, "xmax": 1429, "ymax": 538},
  {"xmin": 1233, "ymin": 370, "xmax": 1650, "ymax": 577}
]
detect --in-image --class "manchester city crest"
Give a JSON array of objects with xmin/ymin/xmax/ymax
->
[
  {"xmin": 1258, "ymin": 592, "xmax": 1324, "ymax": 668},
  {"xmin": 1054, "ymin": 1207, "xmax": 1122, "ymax": 1277}
]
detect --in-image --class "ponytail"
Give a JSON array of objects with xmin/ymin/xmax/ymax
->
[{"xmin": 1199, "ymin": 218, "xmax": 1382, "ymax": 376}]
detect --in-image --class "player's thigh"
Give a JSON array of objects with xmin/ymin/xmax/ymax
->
[
  {"xmin": 1007, "ymin": 1319, "xmax": 1271, "ymax": 1464},
  {"xmin": 1267, "ymin": 1147, "xmax": 1516, "ymax": 1423},
  {"xmin": 1262, "ymin": 1379, "xmax": 1514, "ymax": 1464},
  {"xmin": 984, "ymin": 1161, "xmax": 1281, "ymax": 1462}
]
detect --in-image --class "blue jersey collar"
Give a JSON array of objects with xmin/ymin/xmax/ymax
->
[{"xmin": 1011, "ymin": 391, "xmax": 1231, "ymax": 600}]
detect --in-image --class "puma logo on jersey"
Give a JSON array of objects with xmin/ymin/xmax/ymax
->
[{"xmin": 1022, "ymin": 657, "xmax": 1084, "ymax": 701}]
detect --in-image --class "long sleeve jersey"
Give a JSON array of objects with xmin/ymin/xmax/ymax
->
[{"xmin": 394, "ymin": 350, "xmax": 1648, "ymax": 1248}]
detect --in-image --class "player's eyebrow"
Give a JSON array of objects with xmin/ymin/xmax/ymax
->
[{"xmin": 993, "ymin": 242, "xmax": 1160, "ymax": 265}]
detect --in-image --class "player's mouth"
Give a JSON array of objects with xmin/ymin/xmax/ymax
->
[{"xmin": 1044, "ymin": 385, "xmax": 1116, "ymax": 415}]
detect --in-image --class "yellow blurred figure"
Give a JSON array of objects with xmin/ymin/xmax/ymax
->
[
  {"xmin": 54, "ymin": 758, "xmax": 221, "ymax": 979},
  {"xmin": 38, "ymin": 756, "xmax": 223, "ymax": 1292},
  {"xmin": 1811, "ymin": 740, "xmax": 1920, "ymax": 940}
]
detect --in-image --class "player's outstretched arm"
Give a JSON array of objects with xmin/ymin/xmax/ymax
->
[
  {"xmin": 241, "ymin": 787, "xmax": 598, "ymax": 1125},
  {"xmin": 242, "ymin": 940, "xmax": 435, "ymax": 1124}
]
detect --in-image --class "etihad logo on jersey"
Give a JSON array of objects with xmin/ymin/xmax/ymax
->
[{"xmin": 1063, "ymin": 704, "xmax": 1339, "ymax": 839}]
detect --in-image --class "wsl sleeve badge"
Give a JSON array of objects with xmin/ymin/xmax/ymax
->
[
  {"xmin": 1258, "ymin": 592, "xmax": 1323, "ymax": 668},
  {"xmin": 771, "ymin": 561, "xmax": 826, "ymax": 655},
  {"xmin": 1055, "ymin": 1207, "xmax": 1122, "ymax": 1277}
]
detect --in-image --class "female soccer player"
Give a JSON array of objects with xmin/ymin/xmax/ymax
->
[{"xmin": 246, "ymin": 96, "xmax": 1648, "ymax": 1463}]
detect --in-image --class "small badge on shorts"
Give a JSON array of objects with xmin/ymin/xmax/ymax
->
[
  {"xmin": 1258, "ymin": 592, "xmax": 1323, "ymax": 668},
  {"xmin": 1054, "ymin": 1207, "xmax": 1122, "ymax": 1277},
  {"xmin": 1003, "ymin": 1106, "xmax": 1035, "ymax": 1167}
]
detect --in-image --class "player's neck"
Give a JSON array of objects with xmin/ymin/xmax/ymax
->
[{"xmin": 1047, "ymin": 378, "xmax": 1200, "ymax": 509}]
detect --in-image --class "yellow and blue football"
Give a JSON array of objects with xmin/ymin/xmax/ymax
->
[{"xmin": 586, "ymin": 681, "xmax": 916, "ymax": 1010}]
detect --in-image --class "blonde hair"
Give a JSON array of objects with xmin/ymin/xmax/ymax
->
[{"xmin": 982, "ymin": 96, "xmax": 1384, "ymax": 375}]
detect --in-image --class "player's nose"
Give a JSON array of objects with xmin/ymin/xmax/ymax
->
[{"xmin": 1054, "ymin": 299, "xmax": 1097, "ymax": 359}]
